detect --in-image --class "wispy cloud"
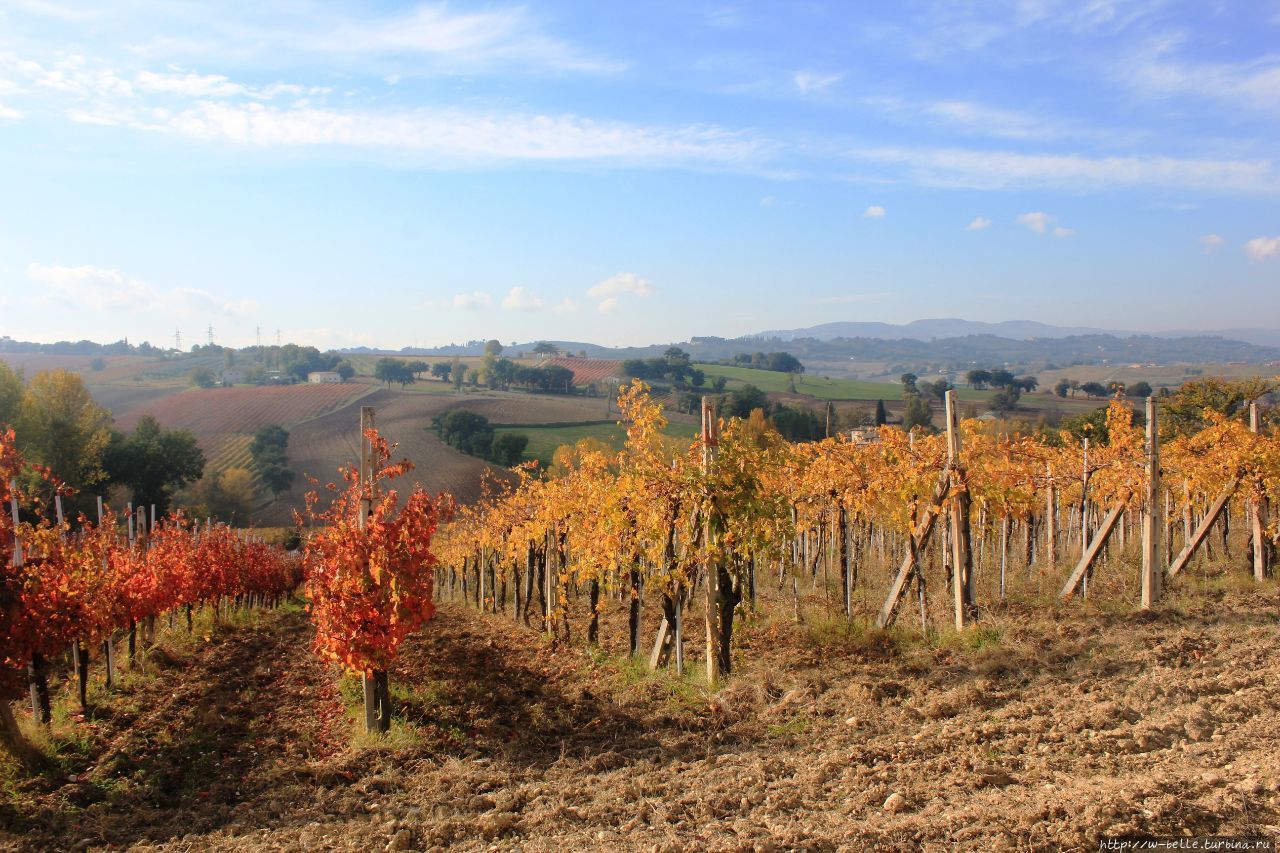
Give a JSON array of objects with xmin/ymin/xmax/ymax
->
[
  {"xmin": 1017, "ymin": 212, "xmax": 1074, "ymax": 237},
  {"xmin": 502, "ymin": 286, "xmax": 542, "ymax": 311},
  {"xmin": 1245, "ymin": 236, "xmax": 1279, "ymax": 261},
  {"xmin": 449, "ymin": 291, "xmax": 493, "ymax": 309},
  {"xmin": 302, "ymin": 4, "xmax": 625, "ymax": 75},
  {"xmin": 793, "ymin": 70, "xmax": 843, "ymax": 94},
  {"xmin": 967, "ymin": 216, "xmax": 992, "ymax": 230},
  {"xmin": 552, "ymin": 298, "xmax": 578, "ymax": 314},
  {"xmin": 1121, "ymin": 36, "xmax": 1280, "ymax": 115},
  {"xmin": 588, "ymin": 272, "xmax": 654, "ymax": 313},
  {"xmin": 849, "ymin": 146, "xmax": 1280, "ymax": 192},
  {"xmin": 1200, "ymin": 233, "xmax": 1224, "ymax": 251},
  {"xmin": 26, "ymin": 262, "xmax": 255, "ymax": 316},
  {"xmin": 862, "ymin": 205, "xmax": 886, "ymax": 218}
]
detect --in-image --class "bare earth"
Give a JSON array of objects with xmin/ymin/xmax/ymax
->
[{"xmin": 3, "ymin": 577, "xmax": 1278, "ymax": 852}]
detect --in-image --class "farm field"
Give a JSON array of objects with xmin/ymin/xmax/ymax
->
[
  {"xmin": 539, "ymin": 357, "xmax": 621, "ymax": 386},
  {"xmin": 257, "ymin": 387, "xmax": 644, "ymax": 522},
  {"xmin": 696, "ymin": 363, "xmax": 992, "ymax": 403},
  {"xmin": 494, "ymin": 419, "xmax": 700, "ymax": 467},
  {"xmin": 3, "ymin": 576, "xmax": 1277, "ymax": 851}
]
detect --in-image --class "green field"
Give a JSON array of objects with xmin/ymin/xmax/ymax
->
[
  {"xmin": 494, "ymin": 421, "xmax": 700, "ymax": 466},
  {"xmin": 695, "ymin": 363, "xmax": 992, "ymax": 402}
]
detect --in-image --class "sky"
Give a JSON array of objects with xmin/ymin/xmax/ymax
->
[{"xmin": 0, "ymin": 0, "xmax": 1278, "ymax": 350}]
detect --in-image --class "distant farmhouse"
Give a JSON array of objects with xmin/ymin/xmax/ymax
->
[{"xmin": 308, "ymin": 371, "xmax": 342, "ymax": 384}]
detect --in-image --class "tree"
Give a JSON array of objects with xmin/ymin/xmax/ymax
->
[
  {"xmin": 900, "ymin": 373, "xmax": 918, "ymax": 393},
  {"xmin": 90, "ymin": 357, "xmax": 106, "ymax": 372},
  {"xmin": 966, "ymin": 369, "xmax": 992, "ymax": 389},
  {"xmin": 484, "ymin": 339, "xmax": 504, "ymax": 357},
  {"xmin": 451, "ymin": 359, "xmax": 466, "ymax": 391},
  {"xmin": 901, "ymin": 394, "xmax": 933, "ymax": 431},
  {"xmin": 1080, "ymin": 381, "xmax": 1108, "ymax": 398},
  {"xmin": 431, "ymin": 362, "xmax": 451, "ymax": 381},
  {"xmin": 105, "ymin": 415, "xmax": 206, "ymax": 514},
  {"xmin": 0, "ymin": 362, "xmax": 22, "ymax": 427},
  {"xmin": 1161, "ymin": 377, "xmax": 1277, "ymax": 436},
  {"xmin": 433, "ymin": 409, "xmax": 494, "ymax": 459},
  {"xmin": 531, "ymin": 341, "xmax": 561, "ymax": 357},
  {"xmin": 1054, "ymin": 379, "xmax": 1072, "ymax": 398},
  {"xmin": 490, "ymin": 432, "xmax": 529, "ymax": 466},
  {"xmin": 17, "ymin": 369, "xmax": 113, "ymax": 509},
  {"xmin": 249, "ymin": 425, "xmax": 294, "ymax": 497},
  {"xmin": 990, "ymin": 386, "xmax": 1021, "ymax": 414},
  {"xmin": 711, "ymin": 376, "xmax": 728, "ymax": 393},
  {"xmin": 407, "ymin": 360, "xmax": 430, "ymax": 378},
  {"xmin": 989, "ymin": 369, "xmax": 1015, "ymax": 389},
  {"xmin": 1016, "ymin": 376, "xmax": 1039, "ymax": 392},
  {"xmin": 336, "ymin": 361, "xmax": 355, "ymax": 382},
  {"xmin": 874, "ymin": 399, "xmax": 887, "ymax": 426},
  {"xmin": 190, "ymin": 367, "xmax": 216, "ymax": 388},
  {"xmin": 374, "ymin": 358, "xmax": 414, "ymax": 388},
  {"xmin": 720, "ymin": 384, "xmax": 769, "ymax": 419},
  {"xmin": 185, "ymin": 466, "xmax": 256, "ymax": 521},
  {"xmin": 1128, "ymin": 380, "xmax": 1153, "ymax": 398}
]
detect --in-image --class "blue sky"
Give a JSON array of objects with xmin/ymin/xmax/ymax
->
[{"xmin": 0, "ymin": 0, "xmax": 1277, "ymax": 349}]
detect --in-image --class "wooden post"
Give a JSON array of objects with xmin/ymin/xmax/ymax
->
[
  {"xmin": 945, "ymin": 390, "xmax": 975, "ymax": 628},
  {"xmin": 1250, "ymin": 403, "xmax": 1270, "ymax": 580},
  {"xmin": 700, "ymin": 397, "xmax": 720, "ymax": 686},
  {"xmin": 877, "ymin": 464, "xmax": 950, "ymax": 628},
  {"xmin": 1060, "ymin": 498, "xmax": 1129, "ymax": 599},
  {"xmin": 1141, "ymin": 397, "xmax": 1162, "ymax": 608}
]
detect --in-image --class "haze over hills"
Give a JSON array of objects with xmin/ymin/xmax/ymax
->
[{"xmin": 757, "ymin": 319, "xmax": 1280, "ymax": 349}]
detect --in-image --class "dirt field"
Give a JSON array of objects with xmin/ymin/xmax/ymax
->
[{"xmin": 3, "ymin": 572, "xmax": 1277, "ymax": 851}]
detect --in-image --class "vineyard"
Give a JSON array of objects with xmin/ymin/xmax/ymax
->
[
  {"xmin": 538, "ymin": 357, "xmax": 621, "ymax": 387},
  {"xmin": 2, "ymin": 382, "xmax": 1280, "ymax": 848}
]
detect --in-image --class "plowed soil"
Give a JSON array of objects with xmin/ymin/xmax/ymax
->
[{"xmin": 3, "ymin": 581, "xmax": 1279, "ymax": 851}]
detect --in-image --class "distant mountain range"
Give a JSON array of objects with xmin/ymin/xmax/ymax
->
[{"xmin": 755, "ymin": 319, "xmax": 1280, "ymax": 349}]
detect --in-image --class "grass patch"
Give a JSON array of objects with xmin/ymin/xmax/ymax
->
[
  {"xmin": 765, "ymin": 716, "xmax": 810, "ymax": 738},
  {"xmin": 696, "ymin": 363, "xmax": 994, "ymax": 403},
  {"xmin": 927, "ymin": 624, "xmax": 1005, "ymax": 653},
  {"xmin": 495, "ymin": 421, "xmax": 699, "ymax": 467}
]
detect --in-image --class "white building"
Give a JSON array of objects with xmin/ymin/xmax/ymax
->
[{"xmin": 308, "ymin": 371, "xmax": 342, "ymax": 384}]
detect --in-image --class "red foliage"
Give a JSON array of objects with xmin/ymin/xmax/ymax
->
[{"xmin": 300, "ymin": 428, "xmax": 450, "ymax": 674}]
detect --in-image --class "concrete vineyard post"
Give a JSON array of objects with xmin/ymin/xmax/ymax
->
[
  {"xmin": 700, "ymin": 397, "xmax": 720, "ymax": 686},
  {"xmin": 1250, "ymin": 403, "xmax": 1269, "ymax": 580},
  {"xmin": 1141, "ymin": 396, "xmax": 1162, "ymax": 609},
  {"xmin": 945, "ymin": 390, "xmax": 975, "ymax": 629}
]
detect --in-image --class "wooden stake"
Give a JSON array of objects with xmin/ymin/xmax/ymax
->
[
  {"xmin": 1045, "ymin": 464, "xmax": 1057, "ymax": 568},
  {"xmin": 1141, "ymin": 397, "xmax": 1163, "ymax": 609},
  {"xmin": 1168, "ymin": 478, "xmax": 1239, "ymax": 577},
  {"xmin": 1060, "ymin": 497, "xmax": 1129, "ymax": 600}
]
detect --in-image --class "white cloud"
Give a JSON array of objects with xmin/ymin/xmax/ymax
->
[
  {"xmin": 848, "ymin": 147, "xmax": 1280, "ymax": 193},
  {"xmin": 501, "ymin": 286, "xmax": 542, "ymax": 311},
  {"xmin": 0, "ymin": 102, "xmax": 21, "ymax": 120},
  {"xmin": 967, "ymin": 216, "xmax": 992, "ymax": 230},
  {"xmin": 1200, "ymin": 233, "xmax": 1225, "ymax": 251},
  {"xmin": 135, "ymin": 70, "xmax": 244, "ymax": 98},
  {"xmin": 1245, "ymin": 236, "xmax": 1280, "ymax": 261},
  {"xmin": 552, "ymin": 298, "xmax": 578, "ymax": 314},
  {"xmin": 1017, "ymin": 211, "xmax": 1052, "ymax": 234},
  {"xmin": 862, "ymin": 205, "xmax": 886, "ymax": 218},
  {"xmin": 759, "ymin": 195, "xmax": 776, "ymax": 207},
  {"xmin": 1052, "ymin": 226, "xmax": 1075, "ymax": 238},
  {"xmin": 587, "ymin": 273, "xmax": 655, "ymax": 310},
  {"xmin": 306, "ymin": 5, "xmax": 624, "ymax": 75},
  {"xmin": 793, "ymin": 70, "xmax": 843, "ymax": 94},
  {"xmin": 1122, "ymin": 38, "xmax": 1280, "ymax": 115},
  {"xmin": 449, "ymin": 291, "xmax": 493, "ymax": 309},
  {"xmin": 26, "ymin": 262, "xmax": 254, "ymax": 316}
]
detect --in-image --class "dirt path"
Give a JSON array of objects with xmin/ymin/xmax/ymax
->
[{"xmin": 4, "ymin": 585, "xmax": 1280, "ymax": 851}]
